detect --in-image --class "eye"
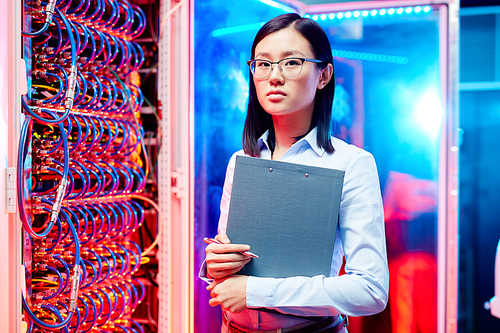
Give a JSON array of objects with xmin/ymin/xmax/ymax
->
[
  {"xmin": 255, "ymin": 60, "xmax": 271, "ymax": 68},
  {"xmin": 283, "ymin": 58, "xmax": 302, "ymax": 67}
]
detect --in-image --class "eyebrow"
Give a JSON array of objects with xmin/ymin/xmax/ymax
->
[{"xmin": 255, "ymin": 50, "xmax": 306, "ymax": 58}]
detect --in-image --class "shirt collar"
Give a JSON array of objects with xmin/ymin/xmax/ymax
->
[
  {"xmin": 257, "ymin": 131, "xmax": 270, "ymax": 152},
  {"xmin": 257, "ymin": 127, "xmax": 325, "ymax": 157}
]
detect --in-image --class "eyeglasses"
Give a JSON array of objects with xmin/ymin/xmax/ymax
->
[{"xmin": 247, "ymin": 57, "xmax": 326, "ymax": 79}]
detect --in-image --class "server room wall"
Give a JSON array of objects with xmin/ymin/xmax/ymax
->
[{"xmin": 16, "ymin": 1, "xmax": 161, "ymax": 332}]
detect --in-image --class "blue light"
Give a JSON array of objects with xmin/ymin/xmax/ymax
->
[
  {"xmin": 304, "ymin": 14, "xmax": 310, "ymax": 18},
  {"xmin": 256, "ymin": 0, "xmax": 295, "ymax": 12},
  {"xmin": 332, "ymin": 49, "xmax": 409, "ymax": 65},
  {"xmin": 306, "ymin": 5, "xmax": 433, "ymax": 23},
  {"xmin": 413, "ymin": 90, "xmax": 443, "ymax": 139},
  {"xmin": 258, "ymin": 0, "xmax": 279, "ymax": 8},
  {"xmin": 212, "ymin": 22, "xmax": 265, "ymax": 37}
]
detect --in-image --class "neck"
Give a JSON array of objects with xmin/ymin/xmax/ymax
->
[{"xmin": 271, "ymin": 111, "xmax": 313, "ymax": 159}]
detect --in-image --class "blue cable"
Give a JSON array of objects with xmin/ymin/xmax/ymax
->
[
  {"xmin": 99, "ymin": 161, "xmax": 118, "ymax": 196},
  {"xmin": 129, "ymin": 200, "xmax": 145, "ymax": 228},
  {"xmin": 108, "ymin": 202, "xmax": 125, "ymax": 239},
  {"xmin": 86, "ymin": 73, "xmax": 103, "ymax": 111},
  {"xmin": 95, "ymin": 288, "xmax": 112, "ymax": 327},
  {"xmin": 53, "ymin": 254, "xmax": 71, "ymax": 292},
  {"xmin": 81, "ymin": 259, "xmax": 97, "ymax": 289},
  {"xmin": 102, "ymin": 0, "xmax": 118, "ymax": 30},
  {"xmin": 130, "ymin": 319, "xmax": 145, "ymax": 333},
  {"xmin": 86, "ymin": 0, "xmax": 103, "ymax": 23},
  {"xmin": 56, "ymin": 301, "xmax": 78, "ymax": 333},
  {"xmin": 39, "ymin": 72, "xmax": 64, "ymax": 104},
  {"xmin": 72, "ymin": 159, "xmax": 91, "ymax": 198},
  {"xmin": 41, "ymin": 265, "xmax": 64, "ymax": 299},
  {"xmin": 73, "ymin": 0, "xmax": 92, "ymax": 20},
  {"xmin": 118, "ymin": 201, "xmax": 134, "ymax": 233},
  {"xmin": 103, "ymin": 203, "xmax": 119, "ymax": 234},
  {"xmin": 101, "ymin": 76, "xmax": 118, "ymax": 113},
  {"xmin": 22, "ymin": 295, "xmax": 73, "ymax": 330},
  {"xmin": 58, "ymin": 208, "xmax": 81, "ymax": 264},
  {"xmin": 44, "ymin": 212, "xmax": 63, "ymax": 251},
  {"xmin": 74, "ymin": 296, "xmax": 89, "ymax": 331},
  {"xmin": 22, "ymin": 97, "xmax": 70, "ymax": 125},
  {"xmin": 90, "ymin": 289, "xmax": 104, "ymax": 319},
  {"xmin": 88, "ymin": 203, "xmax": 105, "ymax": 236},
  {"xmin": 72, "ymin": 205, "xmax": 89, "ymax": 238},
  {"xmin": 95, "ymin": 117, "xmax": 112, "ymax": 155},
  {"xmin": 133, "ymin": 277, "xmax": 146, "ymax": 303},
  {"xmin": 109, "ymin": 284, "xmax": 126, "ymax": 319},
  {"xmin": 81, "ymin": 293, "xmax": 97, "ymax": 333},
  {"xmin": 80, "ymin": 206, "xmax": 96, "ymax": 244},
  {"xmin": 74, "ymin": 71, "xmax": 87, "ymax": 106},
  {"xmin": 96, "ymin": 255, "xmax": 111, "ymax": 283},
  {"xmin": 110, "ymin": 119, "xmax": 128, "ymax": 155},
  {"xmin": 130, "ymin": 4, "xmax": 147, "ymax": 39},
  {"xmin": 77, "ymin": 79, "xmax": 97, "ymax": 109},
  {"xmin": 67, "ymin": 0, "xmax": 86, "ymax": 15},
  {"xmin": 54, "ymin": 7, "xmax": 76, "ymax": 68},
  {"xmin": 18, "ymin": 116, "xmax": 54, "ymax": 238},
  {"xmin": 103, "ymin": 285, "xmax": 119, "ymax": 317}
]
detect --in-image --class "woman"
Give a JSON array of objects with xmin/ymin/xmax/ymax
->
[{"xmin": 203, "ymin": 13, "xmax": 389, "ymax": 333}]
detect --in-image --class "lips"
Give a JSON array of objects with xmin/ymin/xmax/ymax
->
[{"xmin": 267, "ymin": 90, "xmax": 286, "ymax": 97}]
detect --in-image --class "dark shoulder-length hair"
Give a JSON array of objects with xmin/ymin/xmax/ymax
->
[{"xmin": 242, "ymin": 13, "xmax": 335, "ymax": 157}]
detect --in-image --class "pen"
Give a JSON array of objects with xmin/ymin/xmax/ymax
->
[{"xmin": 203, "ymin": 237, "xmax": 259, "ymax": 258}]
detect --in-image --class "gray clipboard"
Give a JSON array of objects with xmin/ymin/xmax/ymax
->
[{"xmin": 226, "ymin": 155, "xmax": 345, "ymax": 278}]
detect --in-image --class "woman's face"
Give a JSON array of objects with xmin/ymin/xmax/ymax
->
[{"xmin": 253, "ymin": 27, "xmax": 326, "ymax": 122}]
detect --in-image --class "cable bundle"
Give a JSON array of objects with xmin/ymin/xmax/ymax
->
[{"xmin": 20, "ymin": 1, "xmax": 151, "ymax": 332}]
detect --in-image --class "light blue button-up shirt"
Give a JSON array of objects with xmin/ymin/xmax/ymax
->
[{"xmin": 205, "ymin": 127, "xmax": 389, "ymax": 331}]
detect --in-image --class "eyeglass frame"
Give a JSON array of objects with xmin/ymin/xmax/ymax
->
[{"xmin": 246, "ymin": 57, "xmax": 327, "ymax": 78}]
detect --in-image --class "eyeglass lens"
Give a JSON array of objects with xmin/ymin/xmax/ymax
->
[{"xmin": 251, "ymin": 58, "xmax": 304, "ymax": 78}]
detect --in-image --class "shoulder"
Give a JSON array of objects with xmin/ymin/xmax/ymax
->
[
  {"xmin": 227, "ymin": 150, "xmax": 248, "ymax": 168},
  {"xmin": 321, "ymin": 137, "xmax": 376, "ymax": 172},
  {"xmin": 223, "ymin": 150, "xmax": 249, "ymax": 181},
  {"xmin": 331, "ymin": 136, "xmax": 371, "ymax": 158}
]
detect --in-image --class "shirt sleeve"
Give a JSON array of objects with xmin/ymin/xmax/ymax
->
[
  {"xmin": 245, "ymin": 150, "xmax": 389, "ymax": 317},
  {"xmin": 217, "ymin": 153, "xmax": 237, "ymax": 234}
]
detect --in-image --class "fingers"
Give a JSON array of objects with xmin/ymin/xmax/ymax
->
[
  {"xmin": 207, "ymin": 276, "xmax": 248, "ymax": 313},
  {"xmin": 215, "ymin": 233, "xmax": 230, "ymax": 244},
  {"xmin": 207, "ymin": 256, "xmax": 251, "ymax": 279},
  {"xmin": 208, "ymin": 297, "xmax": 220, "ymax": 308},
  {"xmin": 207, "ymin": 280, "xmax": 221, "ymax": 307},
  {"xmin": 204, "ymin": 234, "xmax": 252, "ymax": 279},
  {"xmin": 209, "ymin": 267, "xmax": 247, "ymax": 280},
  {"xmin": 206, "ymin": 243, "xmax": 251, "ymax": 255}
]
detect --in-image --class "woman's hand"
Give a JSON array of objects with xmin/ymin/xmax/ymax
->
[
  {"xmin": 205, "ymin": 233, "xmax": 251, "ymax": 279},
  {"xmin": 207, "ymin": 275, "xmax": 249, "ymax": 313}
]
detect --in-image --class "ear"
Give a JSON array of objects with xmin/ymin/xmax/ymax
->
[{"xmin": 317, "ymin": 63, "xmax": 333, "ymax": 90}]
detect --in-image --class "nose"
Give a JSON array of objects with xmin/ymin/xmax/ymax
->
[{"xmin": 268, "ymin": 63, "xmax": 284, "ymax": 85}]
